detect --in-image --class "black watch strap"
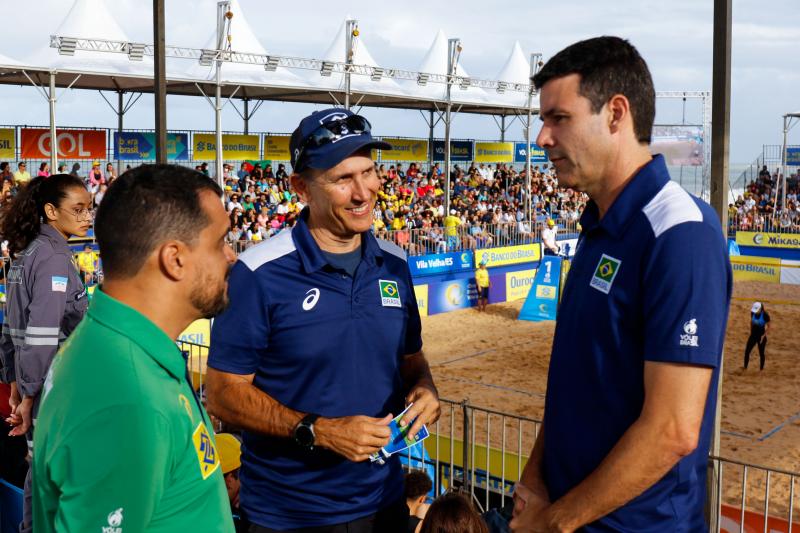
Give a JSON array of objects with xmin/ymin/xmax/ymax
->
[{"xmin": 294, "ymin": 413, "xmax": 320, "ymax": 449}]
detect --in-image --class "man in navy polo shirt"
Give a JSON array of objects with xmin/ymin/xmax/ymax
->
[
  {"xmin": 206, "ymin": 108, "xmax": 440, "ymax": 533},
  {"xmin": 510, "ymin": 37, "xmax": 731, "ymax": 532}
]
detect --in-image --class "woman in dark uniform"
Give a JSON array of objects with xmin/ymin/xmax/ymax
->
[
  {"xmin": 0, "ymin": 173, "xmax": 91, "ymax": 533},
  {"xmin": 744, "ymin": 301, "xmax": 770, "ymax": 371}
]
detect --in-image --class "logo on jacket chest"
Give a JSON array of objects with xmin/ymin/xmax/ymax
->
[
  {"xmin": 589, "ymin": 254, "xmax": 622, "ymax": 294},
  {"xmin": 379, "ymin": 279, "xmax": 401, "ymax": 307}
]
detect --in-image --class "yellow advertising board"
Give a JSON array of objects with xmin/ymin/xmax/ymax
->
[
  {"xmin": 0, "ymin": 128, "xmax": 14, "ymax": 158},
  {"xmin": 475, "ymin": 244, "xmax": 541, "ymax": 268},
  {"xmin": 193, "ymin": 134, "xmax": 259, "ymax": 160},
  {"xmin": 505, "ymin": 269, "xmax": 537, "ymax": 301},
  {"xmin": 730, "ymin": 255, "xmax": 781, "ymax": 283},
  {"xmin": 736, "ymin": 231, "xmax": 800, "ymax": 249},
  {"xmin": 377, "ymin": 138, "xmax": 429, "ymax": 162},
  {"xmin": 474, "ymin": 142, "xmax": 514, "ymax": 163},
  {"xmin": 178, "ymin": 319, "xmax": 212, "ymax": 346},
  {"xmin": 263, "ymin": 135, "xmax": 291, "ymax": 161},
  {"xmin": 414, "ymin": 284, "xmax": 429, "ymax": 317}
]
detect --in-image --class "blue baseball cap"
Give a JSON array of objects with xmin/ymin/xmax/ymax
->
[{"xmin": 289, "ymin": 108, "xmax": 391, "ymax": 173}]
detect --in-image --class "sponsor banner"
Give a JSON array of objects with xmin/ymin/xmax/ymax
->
[
  {"xmin": 781, "ymin": 260, "xmax": 800, "ymax": 285},
  {"xmin": 377, "ymin": 138, "xmax": 429, "ymax": 162},
  {"xmin": 720, "ymin": 503, "xmax": 800, "ymax": 533},
  {"xmin": 428, "ymin": 278, "xmax": 477, "ymax": 314},
  {"xmin": 114, "ymin": 132, "xmax": 189, "ymax": 160},
  {"xmin": 263, "ymin": 135, "xmax": 291, "ymax": 161},
  {"xmin": 556, "ymin": 238, "xmax": 578, "ymax": 258},
  {"xmin": 21, "ymin": 128, "xmax": 106, "ymax": 159},
  {"xmin": 193, "ymin": 133, "xmax": 259, "ymax": 160},
  {"xmin": 475, "ymin": 244, "xmax": 541, "ymax": 268},
  {"xmin": 786, "ymin": 147, "xmax": 800, "ymax": 166},
  {"xmin": 736, "ymin": 231, "xmax": 800, "ymax": 249},
  {"xmin": 0, "ymin": 128, "xmax": 15, "ymax": 158},
  {"xmin": 505, "ymin": 269, "xmax": 537, "ymax": 301},
  {"xmin": 409, "ymin": 251, "xmax": 474, "ymax": 277},
  {"xmin": 514, "ymin": 142, "xmax": 548, "ymax": 164},
  {"xmin": 649, "ymin": 125, "xmax": 704, "ymax": 166},
  {"xmin": 432, "ymin": 140, "xmax": 474, "ymax": 162},
  {"xmin": 414, "ymin": 284, "xmax": 429, "ymax": 317},
  {"xmin": 519, "ymin": 256, "xmax": 563, "ymax": 322},
  {"xmin": 730, "ymin": 255, "xmax": 781, "ymax": 283},
  {"xmin": 474, "ymin": 142, "xmax": 514, "ymax": 163},
  {"xmin": 179, "ymin": 319, "xmax": 211, "ymax": 346}
]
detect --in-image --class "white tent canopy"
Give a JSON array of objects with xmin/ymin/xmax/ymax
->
[
  {"xmin": 399, "ymin": 29, "xmax": 489, "ymax": 106},
  {"xmin": 493, "ymin": 41, "xmax": 537, "ymax": 110},
  {"xmin": 309, "ymin": 18, "xmax": 408, "ymax": 99}
]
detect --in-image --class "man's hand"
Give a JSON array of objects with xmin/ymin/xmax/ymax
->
[
  {"xmin": 7, "ymin": 396, "xmax": 33, "ymax": 437},
  {"xmin": 315, "ymin": 414, "xmax": 393, "ymax": 462},
  {"xmin": 510, "ymin": 502, "xmax": 571, "ymax": 533},
  {"xmin": 400, "ymin": 386, "xmax": 440, "ymax": 440}
]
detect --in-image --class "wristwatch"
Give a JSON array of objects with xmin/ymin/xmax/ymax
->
[{"xmin": 294, "ymin": 413, "xmax": 320, "ymax": 450}]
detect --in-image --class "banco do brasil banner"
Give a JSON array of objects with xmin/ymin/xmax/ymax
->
[
  {"xmin": 0, "ymin": 128, "xmax": 15, "ymax": 158},
  {"xmin": 432, "ymin": 140, "xmax": 474, "ymax": 162},
  {"xmin": 377, "ymin": 138, "xmax": 429, "ymax": 162},
  {"xmin": 736, "ymin": 231, "xmax": 800, "ymax": 250},
  {"xmin": 514, "ymin": 143, "xmax": 548, "ymax": 164},
  {"xmin": 114, "ymin": 132, "xmax": 189, "ymax": 161},
  {"xmin": 475, "ymin": 244, "xmax": 541, "ymax": 268},
  {"xmin": 474, "ymin": 142, "xmax": 514, "ymax": 163},
  {"xmin": 193, "ymin": 134, "xmax": 259, "ymax": 160},
  {"xmin": 21, "ymin": 128, "xmax": 106, "ymax": 159}
]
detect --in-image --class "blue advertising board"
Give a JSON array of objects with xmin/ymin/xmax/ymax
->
[
  {"xmin": 787, "ymin": 147, "xmax": 800, "ymax": 166},
  {"xmin": 409, "ymin": 251, "xmax": 474, "ymax": 277},
  {"xmin": 114, "ymin": 132, "xmax": 190, "ymax": 161},
  {"xmin": 432, "ymin": 140, "xmax": 474, "ymax": 162},
  {"xmin": 519, "ymin": 256, "xmax": 562, "ymax": 321},
  {"xmin": 514, "ymin": 142, "xmax": 548, "ymax": 164},
  {"xmin": 428, "ymin": 277, "xmax": 477, "ymax": 314}
]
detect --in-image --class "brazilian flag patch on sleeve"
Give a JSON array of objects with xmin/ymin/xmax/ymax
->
[{"xmin": 379, "ymin": 279, "xmax": 402, "ymax": 308}]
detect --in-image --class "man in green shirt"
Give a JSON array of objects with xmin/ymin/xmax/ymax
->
[{"xmin": 32, "ymin": 164, "xmax": 237, "ymax": 532}]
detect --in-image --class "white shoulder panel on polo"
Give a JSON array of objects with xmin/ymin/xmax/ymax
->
[
  {"xmin": 239, "ymin": 228, "xmax": 296, "ymax": 271},
  {"xmin": 376, "ymin": 238, "xmax": 407, "ymax": 262},
  {"xmin": 642, "ymin": 181, "xmax": 704, "ymax": 239}
]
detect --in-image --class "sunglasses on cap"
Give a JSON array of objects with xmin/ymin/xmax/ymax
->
[{"xmin": 294, "ymin": 115, "xmax": 372, "ymax": 172}]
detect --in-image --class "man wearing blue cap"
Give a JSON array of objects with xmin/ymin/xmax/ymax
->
[{"xmin": 206, "ymin": 108, "xmax": 440, "ymax": 533}]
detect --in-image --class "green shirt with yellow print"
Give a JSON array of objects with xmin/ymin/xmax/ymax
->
[{"xmin": 33, "ymin": 287, "xmax": 234, "ymax": 533}]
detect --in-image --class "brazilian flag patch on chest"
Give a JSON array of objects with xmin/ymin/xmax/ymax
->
[{"xmin": 379, "ymin": 279, "xmax": 402, "ymax": 308}]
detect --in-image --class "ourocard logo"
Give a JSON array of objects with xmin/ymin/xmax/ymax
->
[{"xmin": 680, "ymin": 318, "xmax": 699, "ymax": 347}]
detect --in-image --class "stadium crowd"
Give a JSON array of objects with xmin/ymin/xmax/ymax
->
[{"xmin": 729, "ymin": 165, "xmax": 800, "ymax": 233}]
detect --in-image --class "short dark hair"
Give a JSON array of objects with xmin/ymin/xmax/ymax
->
[
  {"xmin": 405, "ymin": 471, "xmax": 433, "ymax": 500},
  {"xmin": 533, "ymin": 36, "xmax": 656, "ymax": 144},
  {"xmin": 95, "ymin": 164, "xmax": 222, "ymax": 278}
]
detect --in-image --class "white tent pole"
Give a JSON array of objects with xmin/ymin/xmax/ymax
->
[
  {"xmin": 345, "ymin": 19, "xmax": 358, "ymax": 110},
  {"xmin": 782, "ymin": 114, "xmax": 788, "ymax": 212},
  {"xmin": 444, "ymin": 38, "xmax": 461, "ymax": 248},
  {"xmin": 215, "ymin": 1, "xmax": 231, "ymax": 190},
  {"xmin": 117, "ymin": 91, "xmax": 124, "ymax": 176},
  {"xmin": 49, "ymin": 71, "xmax": 57, "ymax": 173}
]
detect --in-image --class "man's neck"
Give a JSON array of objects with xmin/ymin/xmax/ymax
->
[
  {"xmin": 590, "ymin": 145, "xmax": 653, "ymax": 219},
  {"xmin": 308, "ymin": 223, "xmax": 361, "ymax": 254},
  {"xmin": 102, "ymin": 278, "xmax": 194, "ymax": 340}
]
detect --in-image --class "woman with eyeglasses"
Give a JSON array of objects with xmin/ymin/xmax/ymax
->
[{"xmin": 0, "ymin": 173, "xmax": 91, "ymax": 533}]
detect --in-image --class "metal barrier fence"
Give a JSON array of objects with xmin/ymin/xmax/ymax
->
[
  {"xmin": 229, "ymin": 218, "xmax": 581, "ymax": 257},
  {"xmin": 728, "ymin": 212, "xmax": 800, "ymax": 236},
  {"xmin": 175, "ymin": 342, "xmax": 800, "ymax": 529}
]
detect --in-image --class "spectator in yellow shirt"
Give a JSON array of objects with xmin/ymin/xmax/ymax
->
[
  {"xmin": 475, "ymin": 260, "xmax": 490, "ymax": 312},
  {"xmin": 443, "ymin": 209, "xmax": 462, "ymax": 250},
  {"xmin": 76, "ymin": 244, "xmax": 97, "ymax": 285},
  {"xmin": 13, "ymin": 162, "xmax": 32, "ymax": 186}
]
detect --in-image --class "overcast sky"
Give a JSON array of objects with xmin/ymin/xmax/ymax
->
[{"xmin": 1, "ymin": 0, "xmax": 798, "ymax": 165}]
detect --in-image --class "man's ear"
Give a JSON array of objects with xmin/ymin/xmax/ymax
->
[
  {"xmin": 290, "ymin": 173, "xmax": 309, "ymax": 203},
  {"xmin": 157, "ymin": 240, "xmax": 189, "ymax": 282},
  {"xmin": 607, "ymin": 94, "xmax": 631, "ymax": 135}
]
